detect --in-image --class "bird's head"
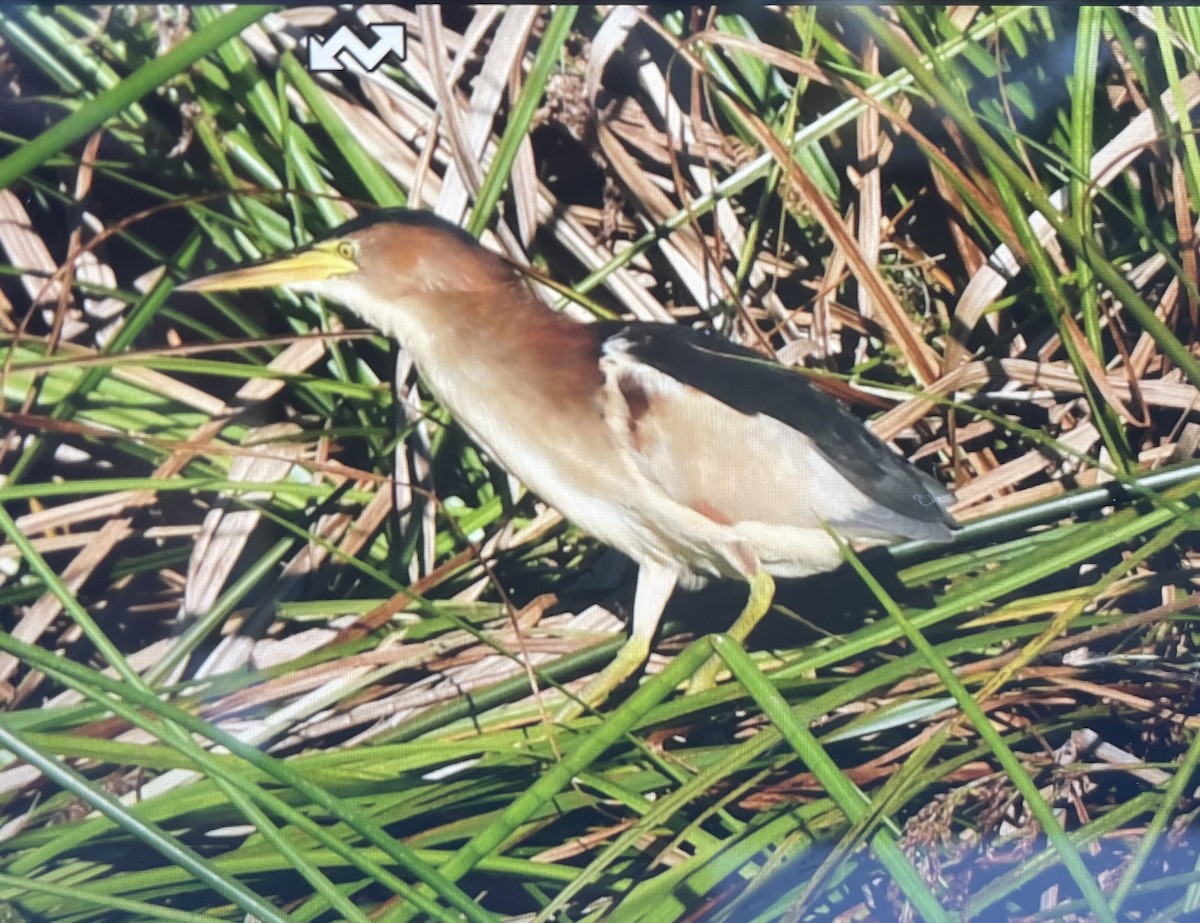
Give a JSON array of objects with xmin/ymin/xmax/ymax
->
[{"xmin": 179, "ymin": 210, "xmax": 513, "ymax": 327}]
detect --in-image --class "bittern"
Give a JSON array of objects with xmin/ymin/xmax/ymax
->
[{"xmin": 180, "ymin": 209, "xmax": 958, "ymax": 713}]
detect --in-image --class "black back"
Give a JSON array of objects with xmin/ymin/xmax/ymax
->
[{"xmin": 608, "ymin": 323, "xmax": 956, "ymax": 530}]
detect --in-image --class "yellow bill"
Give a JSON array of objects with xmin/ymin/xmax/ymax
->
[{"xmin": 178, "ymin": 242, "xmax": 358, "ymax": 293}]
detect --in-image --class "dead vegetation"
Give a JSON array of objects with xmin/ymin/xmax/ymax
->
[{"xmin": 0, "ymin": 5, "xmax": 1198, "ymax": 921}]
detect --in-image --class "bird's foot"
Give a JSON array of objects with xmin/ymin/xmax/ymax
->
[
  {"xmin": 687, "ymin": 570, "xmax": 776, "ymax": 695},
  {"xmin": 554, "ymin": 636, "xmax": 650, "ymax": 722},
  {"xmin": 686, "ymin": 659, "xmax": 724, "ymax": 695}
]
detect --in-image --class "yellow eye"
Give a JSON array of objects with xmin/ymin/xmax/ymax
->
[{"xmin": 336, "ymin": 241, "xmax": 355, "ymax": 260}]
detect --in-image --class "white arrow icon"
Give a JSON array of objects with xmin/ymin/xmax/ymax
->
[{"xmin": 308, "ymin": 24, "xmax": 407, "ymax": 73}]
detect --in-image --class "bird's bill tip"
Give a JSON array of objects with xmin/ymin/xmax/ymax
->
[{"xmin": 178, "ymin": 246, "xmax": 356, "ymax": 293}]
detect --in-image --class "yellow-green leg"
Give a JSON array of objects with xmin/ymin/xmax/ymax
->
[
  {"xmin": 688, "ymin": 569, "xmax": 776, "ymax": 694},
  {"xmin": 556, "ymin": 562, "xmax": 678, "ymax": 721}
]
